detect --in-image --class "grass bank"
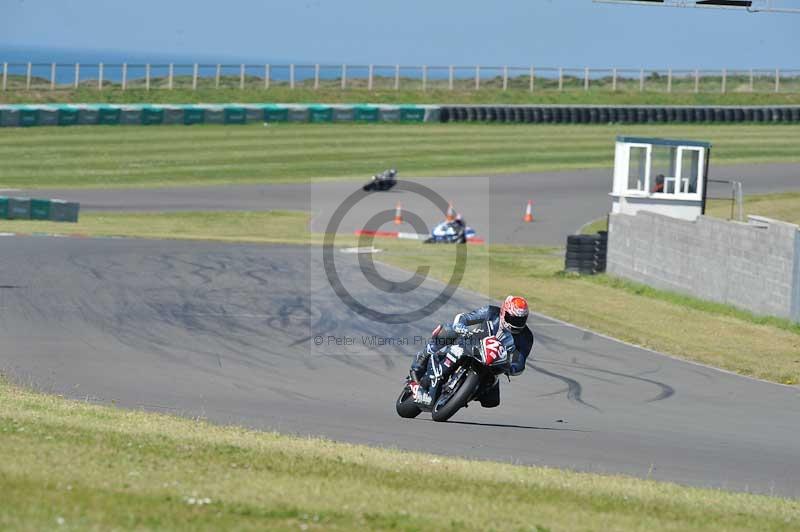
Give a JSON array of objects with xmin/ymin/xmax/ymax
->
[
  {"xmin": 1, "ymin": 379, "xmax": 798, "ymax": 531},
  {"xmin": 4, "ymin": 86, "xmax": 800, "ymax": 106},
  {"xmin": 3, "ymin": 210, "xmax": 797, "ymax": 385},
  {"xmin": 1, "ymin": 123, "xmax": 799, "ymax": 189}
]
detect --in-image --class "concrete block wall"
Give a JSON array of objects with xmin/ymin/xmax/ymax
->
[{"xmin": 607, "ymin": 211, "xmax": 800, "ymax": 322}]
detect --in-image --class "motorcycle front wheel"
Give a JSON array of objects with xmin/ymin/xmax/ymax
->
[
  {"xmin": 396, "ymin": 385, "xmax": 422, "ymax": 418},
  {"xmin": 431, "ymin": 370, "xmax": 480, "ymax": 422}
]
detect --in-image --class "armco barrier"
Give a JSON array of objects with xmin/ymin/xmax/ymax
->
[{"xmin": 0, "ymin": 197, "xmax": 79, "ymax": 222}]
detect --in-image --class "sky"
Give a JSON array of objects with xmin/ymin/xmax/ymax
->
[{"xmin": 1, "ymin": 0, "xmax": 798, "ymax": 68}]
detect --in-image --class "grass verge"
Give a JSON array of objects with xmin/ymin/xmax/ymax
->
[
  {"xmin": 3, "ymin": 210, "xmax": 797, "ymax": 385},
  {"xmin": 1, "ymin": 378, "xmax": 799, "ymax": 531},
  {"xmin": 1, "ymin": 123, "xmax": 799, "ymax": 188}
]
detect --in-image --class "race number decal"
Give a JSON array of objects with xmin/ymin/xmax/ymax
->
[{"xmin": 482, "ymin": 336, "xmax": 506, "ymax": 365}]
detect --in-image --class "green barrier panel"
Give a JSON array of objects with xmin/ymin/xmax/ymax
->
[
  {"xmin": 97, "ymin": 106, "xmax": 121, "ymax": 125},
  {"xmin": 163, "ymin": 106, "xmax": 184, "ymax": 124},
  {"xmin": 0, "ymin": 197, "xmax": 8, "ymax": 219},
  {"xmin": 399, "ymin": 105, "xmax": 426, "ymax": 122},
  {"xmin": 19, "ymin": 108, "xmax": 39, "ymax": 127},
  {"xmin": 141, "ymin": 107, "xmax": 164, "ymax": 125},
  {"xmin": 378, "ymin": 106, "xmax": 400, "ymax": 122},
  {"xmin": 30, "ymin": 199, "xmax": 51, "ymax": 220},
  {"xmin": 287, "ymin": 106, "xmax": 309, "ymax": 122},
  {"xmin": 58, "ymin": 106, "xmax": 80, "ymax": 126},
  {"xmin": 8, "ymin": 197, "xmax": 31, "ymax": 219},
  {"xmin": 354, "ymin": 105, "xmax": 379, "ymax": 122},
  {"xmin": 309, "ymin": 105, "xmax": 333, "ymax": 123},
  {"xmin": 332, "ymin": 106, "xmax": 354, "ymax": 122},
  {"xmin": 265, "ymin": 106, "xmax": 289, "ymax": 122},
  {"xmin": 0, "ymin": 107, "xmax": 19, "ymax": 127},
  {"xmin": 50, "ymin": 200, "xmax": 80, "ymax": 222},
  {"xmin": 224, "ymin": 106, "xmax": 247, "ymax": 124},
  {"xmin": 76, "ymin": 105, "xmax": 99, "ymax": 125},
  {"xmin": 37, "ymin": 106, "xmax": 58, "ymax": 126},
  {"xmin": 183, "ymin": 107, "xmax": 205, "ymax": 125}
]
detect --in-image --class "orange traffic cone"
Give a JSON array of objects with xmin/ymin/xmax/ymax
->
[
  {"xmin": 523, "ymin": 200, "xmax": 534, "ymax": 223},
  {"xmin": 394, "ymin": 202, "xmax": 403, "ymax": 225},
  {"xmin": 446, "ymin": 202, "xmax": 456, "ymax": 222}
]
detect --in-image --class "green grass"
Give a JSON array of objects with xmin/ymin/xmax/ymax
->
[
  {"xmin": 4, "ymin": 84, "xmax": 800, "ymax": 105},
  {"xmin": 1, "ymin": 123, "xmax": 799, "ymax": 189},
  {"xmin": 3, "ymin": 210, "xmax": 797, "ymax": 385},
  {"xmin": 2, "ymin": 378, "xmax": 799, "ymax": 531}
]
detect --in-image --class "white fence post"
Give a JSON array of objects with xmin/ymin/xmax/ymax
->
[
  {"xmin": 26, "ymin": 62, "xmax": 31, "ymax": 90},
  {"xmin": 667, "ymin": 68, "xmax": 672, "ymax": 93},
  {"xmin": 558, "ymin": 67, "xmax": 563, "ymax": 91},
  {"xmin": 240, "ymin": 64, "xmax": 245, "ymax": 90},
  {"xmin": 394, "ymin": 64, "xmax": 400, "ymax": 90},
  {"xmin": 422, "ymin": 65, "xmax": 427, "ymax": 91},
  {"xmin": 448, "ymin": 65, "xmax": 454, "ymax": 91},
  {"xmin": 584, "ymin": 67, "xmax": 589, "ymax": 91},
  {"xmin": 265, "ymin": 64, "xmax": 270, "ymax": 89},
  {"xmin": 749, "ymin": 69, "xmax": 754, "ymax": 92},
  {"xmin": 612, "ymin": 67, "xmax": 617, "ymax": 91},
  {"xmin": 721, "ymin": 68, "xmax": 727, "ymax": 94},
  {"xmin": 314, "ymin": 64, "xmax": 319, "ymax": 90},
  {"xmin": 290, "ymin": 64, "xmax": 295, "ymax": 89},
  {"xmin": 122, "ymin": 63, "xmax": 127, "ymax": 90},
  {"xmin": 503, "ymin": 65, "xmax": 508, "ymax": 91},
  {"xmin": 215, "ymin": 64, "xmax": 220, "ymax": 89},
  {"xmin": 2, "ymin": 62, "xmax": 7, "ymax": 91},
  {"xmin": 192, "ymin": 63, "xmax": 198, "ymax": 90},
  {"xmin": 74, "ymin": 63, "xmax": 80, "ymax": 89},
  {"xmin": 475, "ymin": 65, "xmax": 480, "ymax": 90},
  {"xmin": 146, "ymin": 64, "xmax": 151, "ymax": 91},
  {"xmin": 168, "ymin": 63, "xmax": 174, "ymax": 90},
  {"xmin": 98, "ymin": 62, "xmax": 104, "ymax": 90},
  {"xmin": 639, "ymin": 68, "xmax": 644, "ymax": 92},
  {"xmin": 50, "ymin": 62, "xmax": 56, "ymax": 90},
  {"xmin": 694, "ymin": 69, "xmax": 699, "ymax": 93},
  {"xmin": 341, "ymin": 64, "xmax": 347, "ymax": 90},
  {"xmin": 775, "ymin": 68, "xmax": 780, "ymax": 93},
  {"xmin": 368, "ymin": 64, "xmax": 373, "ymax": 91},
  {"xmin": 529, "ymin": 65, "xmax": 535, "ymax": 92}
]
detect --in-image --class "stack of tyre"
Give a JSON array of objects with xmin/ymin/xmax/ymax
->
[{"xmin": 565, "ymin": 232, "xmax": 607, "ymax": 274}]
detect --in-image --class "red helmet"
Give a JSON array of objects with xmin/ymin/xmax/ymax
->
[{"xmin": 500, "ymin": 295, "xmax": 529, "ymax": 334}]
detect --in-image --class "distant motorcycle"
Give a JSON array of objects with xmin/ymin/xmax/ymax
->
[
  {"xmin": 362, "ymin": 168, "xmax": 398, "ymax": 192},
  {"xmin": 396, "ymin": 322, "xmax": 510, "ymax": 422}
]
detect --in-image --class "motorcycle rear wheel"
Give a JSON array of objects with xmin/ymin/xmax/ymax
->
[
  {"xmin": 431, "ymin": 371, "xmax": 480, "ymax": 422},
  {"xmin": 396, "ymin": 386, "xmax": 422, "ymax": 418}
]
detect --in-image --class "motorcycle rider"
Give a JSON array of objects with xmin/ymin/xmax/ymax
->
[{"xmin": 409, "ymin": 295, "xmax": 533, "ymax": 407}]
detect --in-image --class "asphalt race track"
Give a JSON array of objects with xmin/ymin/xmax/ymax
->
[
  {"xmin": 2, "ymin": 236, "xmax": 799, "ymax": 497},
  {"xmin": 15, "ymin": 162, "xmax": 800, "ymax": 246}
]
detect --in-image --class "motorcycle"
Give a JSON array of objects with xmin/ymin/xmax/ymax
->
[
  {"xmin": 395, "ymin": 322, "xmax": 510, "ymax": 422},
  {"xmin": 362, "ymin": 168, "xmax": 398, "ymax": 192}
]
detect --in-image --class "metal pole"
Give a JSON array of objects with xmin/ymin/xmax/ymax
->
[
  {"xmin": 168, "ymin": 63, "xmax": 173, "ymax": 90},
  {"xmin": 775, "ymin": 68, "xmax": 780, "ymax": 93},
  {"xmin": 529, "ymin": 65, "xmax": 534, "ymax": 92},
  {"xmin": 503, "ymin": 65, "xmax": 508, "ymax": 91},
  {"xmin": 667, "ymin": 68, "xmax": 672, "ymax": 93},
  {"xmin": 122, "ymin": 63, "xmax": 127, "ymax": 90},
  {"xmin": 736, "ymin": 182, "xmax": 744, "ymax": 222},
  {"xmin": 98, "ymin": 62, "xmax": 104, "ymax": 90},
  {"xmin": 240, "ymin": 64, "xmax": 245, "ymax": 90},
  {"xmin": 475, "ymin": 65, "xmax": 480, "ymax": 90},
  {"xmin": 146, "ymin": 64, "xmax": 151, "ymax": 91},
  {"xmin": 74, "ymin": 63, "xmax": 80, "ymax": 89},
  {"xmin": 290, "ymin": 64, "xmax": 295, "ymax": 89},
  {"xmin": 749, "ymin": 69, "xmax": 754, "ymax": 92},
  {"xmin": 639, "ymin": 68, "xmax": 644, "ymax": 92},
  {"xmin": 558, "ymin": 67, "xmax": 563, "ymax": 91},
  {"xmin": 314, "ymin": 64, "xmax": 319, "ymax": 90},
  {"xmin": 192, "ymin": 63, "xmax": 198, "ymax": 90},
  {"xmin": 368, "ymin": 64, "xmax": 373, "ymax": 91},
  {"xmin": 341, "ymin": 64, "xmax": 347, "ymax": 90},
  {"xmin": 215, "ymin": 64, "xmax": 220, "ymax": 89},
  {"xmin": 394, "ymin": 64, "xmax": 400, "ymax": 90},
  {"xmin": 265, "ymin": 64, "xmax": 270, "ymax": 89},
  {"xmin": 50, "ymin": 62, "xmax": 56, "ymax": 90},
  {"xmin": 26, "ymin": 62, "xmax": 31, "ymax": 90},
  {"xmin": 584, "ymin": 67, "xmax": 590, "ymax": 91},
  {"xmin": 2, "ymin": 62, "xmax": 7, "ymax": 91},
  {"xmin": 448, "ymin": 65, "xmax": 454, "ymax": 91},
  {"xmin": 694, "ymin": 69, "xmax": 699, "ymax": 93},
  {"xmin": 612, "ymin": 67, "xmax": 617, "ymax": 91},
  {"xmin": 422, "ymin": 65, "xmax": 427, "ymax": 91},
  {"xmin": 721, "ymin": 68, "xmax": 726, "ymax": 94}
]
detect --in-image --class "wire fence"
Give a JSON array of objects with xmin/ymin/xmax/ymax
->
[{"xmin": 2, "ymin": 61, "xmax": 799, "ymax": 93}]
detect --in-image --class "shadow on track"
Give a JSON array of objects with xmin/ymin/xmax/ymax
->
[{"xmin": 428, "ymin": 419, "xmax": 588, "ymax": 433}]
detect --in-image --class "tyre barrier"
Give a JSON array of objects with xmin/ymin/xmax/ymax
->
[
  {"xmin": 0, "ymin": 197, "xmax": 80, "ymax": 222},
  {"xmin": 564, "ymin": 231, "xmax": 607, "ymax": 275}
]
